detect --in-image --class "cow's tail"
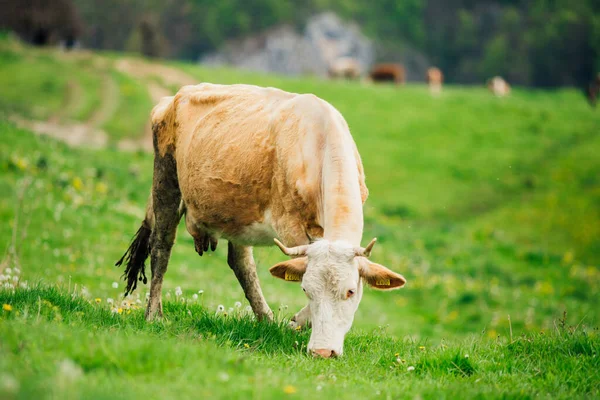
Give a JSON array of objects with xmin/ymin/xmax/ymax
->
[{"xmin": 115, "ymin": 194, "xmax": 154, "ymax": 296}]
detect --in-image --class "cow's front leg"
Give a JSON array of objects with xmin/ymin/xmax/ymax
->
[
  {"xmin": 227, "ymin": 242, "xmax": 273, "ymax": 321},
  {"xmin": 289, "ymin": 305, "xmax": 311, "ymax": 330}
]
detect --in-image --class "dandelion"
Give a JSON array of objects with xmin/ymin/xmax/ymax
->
[
  {"xmin": 218, "ymin": 372, "xmax": 229, "ymax": 382},
  {"xmin": 418, "ymin": 346, "xmax": 426, "ymax": 351},
  {"xmin": 464, "ymin": 354, "xmax": 469, "ymax": 358},
  {"xmin": 112, "ymin": 282, "xmax": 118, "ymax": 289},
  {"xmin": 192, "ymin": 294, "xmax": 198, "ymax": 300},
  {"xmin": 110, "ymin": 307, "xmax": 118, "ymax": 313},
  {"xmin": 107, "ymin": 298, "xmax": 114, "ymax": 305},
  {"xmin": 2, "ymin": 304, "xmax": 12, "ymax": 312},
  {"xmin": 175, "ymin": 286, "xmax": 183, "ymax": 297},
  {"xmin": 228, "ymin": 307, "xmax": 234, "ymax": 313},
  {"xmin": 0, "ymin": 275, "xmax": 6, "ymax": 282},
  {"xmin": 13, "ymin": 268, "xmax": 20, "ymax": 275},
  {"xmin": 295, "ymin": 325, "xmax": 302, "ymax": 331},
  {"xmin": 283, "ymin": 385, "xmax": 297, "ymax": 394},
  {"xmin": 121, "ymin": 300, "xmax": 130, "ymax": 308},
  {"xmin": 198, "ymin": 290, "xmax": 204, "ymax": 294},
  {"xmin": 245, "ymin": 305, "xmax": 252, "ymax": 313},
  {"xmin": 5, "ymin": 268, "xmax": 12, "ymax": 275},
  {"xmin": 117, "ymin": 308, "xmax": 123, "ymax": 314},
  {"xmin": 94, "ymin": 298, "xmax": 101, "ymax": 304},
  {"xmin": 216, "ymin": 305, "xmax": 225, "ymax": 313},
  {"xmin": 244, "ymin": 343, "xmax": 250, "ymax": 348},
  {"xmin": 12, "ymin": 276, "xmax": 18, "ymax": 282},
  {"xmin": 407, "ymin": 366, "xmax": 415, "ymax": 372},
  {"xmin": 316, "ymin": 385, "xmax": 322, "ymax": 391},
  {"xmin": 394, "ymin": 353, "xmax": 399, "ymax": 357},
  {"xmin": 234, "ymin": 301, "xmax": 242, "ymax": 308},
  {"xmin": 166, "ymin": 292, "xmax": 171, "ymax": 299},
  {"xmin": 72, "ymin": 177, "xmax": 83, "ymax": 191}
]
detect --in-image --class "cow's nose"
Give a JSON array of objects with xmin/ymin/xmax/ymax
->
[{"xmin": 312, "ymin": 349, "xmax": 337, "ymax": 358}]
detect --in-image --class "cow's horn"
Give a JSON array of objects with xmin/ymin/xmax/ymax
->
[
  {"xmin": 355, "ymin": 238, "xmax": 377, "ymax": 257},
  {"xmin": 274, "ymin": 238, "xmax": 309, "ymax": 257}
]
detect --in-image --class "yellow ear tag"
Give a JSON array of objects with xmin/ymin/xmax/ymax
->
[
  {"xmin": 285, "ymin": 271, "xmax": 301, "ymax": 281},
  {"xmin": 376, "ymin": 279, "xmax": 391, "ymax": 286}
]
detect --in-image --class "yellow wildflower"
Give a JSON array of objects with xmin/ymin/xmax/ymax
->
[
  {"xmin": 283, "ymin": 385, "xmax": 297, "ymax": 394},
  {"xmin": 295, "ymin": 325, "xmax": 302, "ymax": 331},
  {"xmin": 95, "ymin": 182, "xmax": 108, "ymax": 194},
  {"xmin": 244, "ymin": 343, "xmax": 250, "ymax": 348},
  {"xmin": 418, "ymin": 346, "xmax": 426, "ymax": 351},
  {"xmin": 95, "ymin": 298, "xmax": 101, "ymax": 304},
  {"xmin": 2, "ymin": 304, "xmax": 12, "ymax": 311},
  {"xmin": 117, "ymin": 308, "xmax": 123, "ymax": 314},
  {"xmin": 72, "ymin": 177, "xmax": 83, "ymax": 191}
]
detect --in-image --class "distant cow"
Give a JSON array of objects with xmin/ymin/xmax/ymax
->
[
  {"xmin": 487, "ymin": 76, "xmax": 511, "ymax": 97},
  {"xmin": 117, "ymin": 83, "xmax": 406, "ymax": 358},
  {"xmin": 370, "ymin": 63, "xmax": 405, "ymax": 85},
  {"xmin": 328, "ymin": 57, "xmax": 361, "ymax": 80},
  {"xmin": 426, "ymin": 67, "xmax": 443, "ymax": 94},
  {"xmin": 585, "ymin": 73, "xmax": 600, "ymax": 107}
]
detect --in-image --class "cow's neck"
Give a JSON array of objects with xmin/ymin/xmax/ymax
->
[{"xmin": 320, "ymin": 126, "xmax": 364, "ymax": 246}]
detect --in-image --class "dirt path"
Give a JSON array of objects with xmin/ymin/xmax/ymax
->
[
  {"xmin": 14, "ymin": 53, "xmax": 198, "ymax": 153},
  {"xmin": 115, "ymin": 58, "xmax": 197, "ymax": 152}
]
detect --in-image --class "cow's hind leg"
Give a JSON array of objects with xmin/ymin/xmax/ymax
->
[
  {"xmin": 146, "ymin": 146, "xmax": 181, "ymax": 321},
  {"xmin": 227, "ymin": 243, "xmax": 273, "ymax": 321}
]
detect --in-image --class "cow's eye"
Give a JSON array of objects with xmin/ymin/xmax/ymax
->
[{"xmin": 346, "ymin": 289, "xmax": 355, "ymax": 299}]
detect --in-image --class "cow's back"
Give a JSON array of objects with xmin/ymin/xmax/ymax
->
[{"xmin": 156, "ymin": 84, "xmax": 361, "ymax": 246}]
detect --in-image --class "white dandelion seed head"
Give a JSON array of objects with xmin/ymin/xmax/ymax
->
[
  {"xmin": 145, "ymin": 292, "xmax": 150, "ymax": 299},
  {"xmin": 0, "ymin": 275, "xmax": 6, "ymax": 282},
  {"xmin": 136, "ymin": 299, "xmax": 142, "ymax": 304},
  {"xmin": 19, "ymin": 282, "xmax": 28, "ymax": 289},
  {"xmin": 198, "ymin": 290, "xmax": 204, "ymax": 294},
  {"xmin": 175, "ymin": 286, "xmax": 182, "ymax": 297},
  {"xmin": 13, "ymin": 268, "xmax": 21, "ymax": 275},
  {"xmin": 245, "ymin": 306, "xmax": 252, "ymax": 313},
  {"xmin": 465, "ymin": 354, "xmax": 469, "ymax": 358},
  {"xmin": 234, "ymin": 301, "xmax": 242, "ymax": 308},
  {"xmin": 12, "ymin": 276, "xmax": 18, "ymax": 282},
  {"xmin": 110, "ymin": 307, "xmax": 118, "ymax": 313},
  {"xmin": 4, "ymin": 268, "xmax": 11, "ymax": 275},
  {"xmin": 228, "ymin": 307, "xmax": 234, "ymax": 313},
  {"xmin": 192, "ymin": 294, "xmax": 198, "ymax": 300},
  {"xmin": 407, "ymin": 366, "xmax": 415, "ymax": 372},
  {"xmin": 218, "ymin": 372, "xmax": 229, "ymax": 382},
  {"xmin": 166, "ymin": 292, "xmax": 171, "ymax": 298},
  {"xmin": 217, "ymin": 305, "xmax": 225, "ymax": 312},
  {"xmin": 111, "ymin": 282, "xmax": 118, "ymax": 289},
  {"xmin": 106, "ymin": 298, "xmax": 114, "ymax": 304}
]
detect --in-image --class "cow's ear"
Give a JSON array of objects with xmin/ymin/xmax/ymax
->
[
  {"xmin": 357, "ymin": 257, "xmax": 406, "ymax": 290},
  {"xmin": 269, "ymin": 257, "xmax": 308, "ymax": 283}
]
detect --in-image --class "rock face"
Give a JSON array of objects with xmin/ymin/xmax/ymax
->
[{"xmin": 200, "ymin": 12, "xmax": 374, "ymax": 78}]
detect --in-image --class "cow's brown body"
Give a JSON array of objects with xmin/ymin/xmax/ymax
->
[{"xmin": 370, "ymin": 63, "xmax": 405, "ymax": 85}]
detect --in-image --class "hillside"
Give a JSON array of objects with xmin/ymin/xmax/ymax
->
[{"xmin": 0, "ymin": 40, "xmax": 599, "ymax": 398}]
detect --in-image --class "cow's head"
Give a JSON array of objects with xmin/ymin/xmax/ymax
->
[{"xmin": 269, "ymin": 238, "xmax": 406, "ymax": 358}]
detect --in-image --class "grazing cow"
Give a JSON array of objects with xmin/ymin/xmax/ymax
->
[
  {"xmin": 328, "ymin": 57, "xmax": 361, "ymax": 80},
  {"xmin": 426, "ymin": 67, "xmax": 443, "ymax": 95},
  {"xmin": 487, "ymin": 76, "xmax": 511, "ymax": 97},
  {"xmin": 117, "ymin": 83, "xmax": 406, "ymax": 358},
  {"xmin": 585, "ymin": 73, "xmax": 600, "ymax": 107},
  {"xmin": 369, "ymin": 63, "xmax": 405, "ymax": 85}
]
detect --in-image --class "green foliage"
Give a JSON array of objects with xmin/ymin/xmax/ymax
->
[{"xmin": 67, "ymin": 0, "xmax": 600, "ymax": 87}]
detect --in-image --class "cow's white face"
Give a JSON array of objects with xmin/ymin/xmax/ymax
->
[{"xmin": 270, "ymin": 239, "xmax": 406, "ymax": 358}]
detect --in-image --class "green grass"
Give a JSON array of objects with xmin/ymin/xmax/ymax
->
[
  {"xmin": 1, "ymin": 287, "xmax": 598, "ymax": 399},
  {"xmin": 0, "ymin": 39, "xmax": 599, "ymax": 398},
  {"xmin": 101, "ymin": 70, "xmax": 153, "ymax": 142}
]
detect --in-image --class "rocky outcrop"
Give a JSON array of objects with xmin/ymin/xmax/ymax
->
[{"xmin": 200, "ymin": 12, "xmax": 374, "ymax": 78}]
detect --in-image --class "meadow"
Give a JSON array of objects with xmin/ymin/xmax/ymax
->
[{"xmin": 0, "ymin": 37, "xmax": 599, "ymax": 398}]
